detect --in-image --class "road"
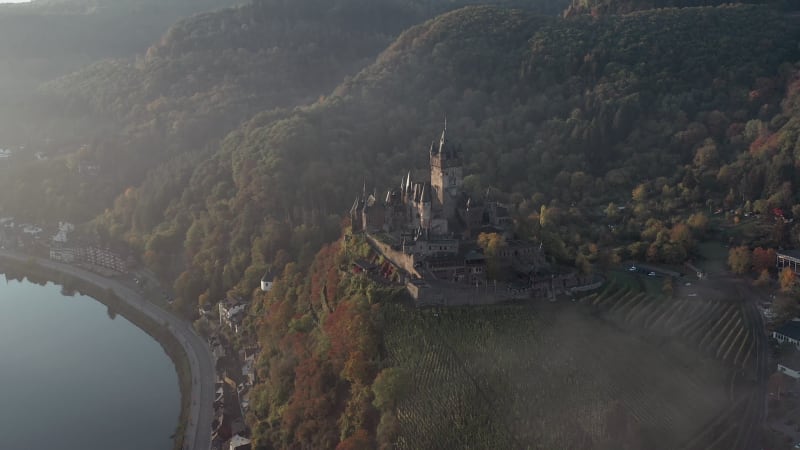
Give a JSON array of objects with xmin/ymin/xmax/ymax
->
[{"xmin": 0, "ymin": 250, "xmax": 214, "ymax": 450}]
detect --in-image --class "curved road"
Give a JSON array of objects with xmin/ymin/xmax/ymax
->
[{"xmin": 0, "ymin": 250, "xmax": 213, "ymax": 450}]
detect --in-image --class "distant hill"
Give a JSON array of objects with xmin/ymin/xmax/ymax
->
[
  {"xmin": 0, "ymin": 0, "xmax": 570, "ymax": 222},
  {"xmin": 562, "ymin": 0, "xmax": 792, "ymax": 16}
]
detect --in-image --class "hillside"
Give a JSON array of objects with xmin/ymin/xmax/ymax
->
[
  {"xmin": 245, "ymin": 233, "xmax": 760, "ymax": 449},
  {"xmin": 561, "ymin": 0, "xmax": 791, "ymax": 16},
  {"xmin": 0, "ymin": 0, "xmax": 570, "ymax": 223},
  {"xmin": 0, "ymin": 0, "xmax": 241, "ymax": 140},
  {"xmin": 88, "ymin": 4, "xmax": 800, "ymax": 310}
]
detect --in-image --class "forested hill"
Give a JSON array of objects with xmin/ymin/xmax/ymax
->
[
  {"xmin": 0, "ymin": 0, "xmax": 241, "ymax": 143},
  {"xmin": 562, "ymin": 0, "xmax": 794, "ymax": 16},
  {"xmin": 93, "ymin": 4, "xmax": 800, "ymax": 312},
  {"xmin": 0, "ymin": 0, "xmax": 569, "ymax": 223}
]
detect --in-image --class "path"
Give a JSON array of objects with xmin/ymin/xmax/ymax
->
[{"xmin": 0, "ymin": 250, "xmax": 214, "ymax": 450}]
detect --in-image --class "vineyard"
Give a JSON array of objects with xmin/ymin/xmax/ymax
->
[{"xmin": 383, "ymin": 280, "xmax": 765, "ymax": 449}]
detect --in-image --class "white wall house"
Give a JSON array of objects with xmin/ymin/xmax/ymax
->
[
  {"xmin": 260, "ymin": 269, "xmax": 274, "ymax": 292},
  {"xmin": 777, "ymin": 364, "xmax": 800, "ymax": 380},
  {"xmin": 772, "ymin": 318, "xmax": 800, "ymax": 350}
]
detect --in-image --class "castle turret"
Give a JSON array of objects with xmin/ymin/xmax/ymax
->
[
  {"xmin": 419, "ymin": 182, "xmax": 432, "ymax": 230},
  {"xmin": 430, "ymin": 123, "xmax": 463, "ymax": 221}
]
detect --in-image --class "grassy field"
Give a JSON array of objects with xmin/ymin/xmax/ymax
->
[{"xmin": 383, "ymin": 294, "xmax": 735, "ymax": 450}]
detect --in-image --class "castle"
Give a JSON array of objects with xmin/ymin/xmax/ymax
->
[
  {"xmin": 350, "ymin": 123, "xmax": 512, "ymax": 238},
  {"xmin": 347, "ymin": 124, "xmax": 590, "ymax": 303}
]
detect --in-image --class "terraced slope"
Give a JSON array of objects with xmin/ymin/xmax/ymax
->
[{"xmin": 383, "ymin": 294, "xmax": 740, "ymax": 450}]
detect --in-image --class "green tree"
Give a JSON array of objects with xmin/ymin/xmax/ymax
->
[{"xmin": 371, "ymin": 368, "xmax": 408, "ymax": 411}]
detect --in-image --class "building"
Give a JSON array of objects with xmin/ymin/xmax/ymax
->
[
  {"xmin": 219, "ymin": 297, "xmax": 248, "ymax": 334},
  {"xmin": 229, "ymin": 435, "xmax": 251, "ymax": 450},
  {"xmin": 260, "ymin": 269, "xmax": 274, "ymax": 292},
  {"xmin": 772, "ymin": 318, "xmax": 800, "ymax": 350},
  {"xmin": 348, "ymin": 122, "xmax": 587, "ymax": 302},
  {"xmin": 350, "ymin": 123, "xmax": 512, "ymax": 239},
  {"xmin": 777, "ymin": 362, "xmax": 800, "ymax": 380},
  {"xmin": 777, "ymin": 250, "xmax": 800, "ymax": 274}
]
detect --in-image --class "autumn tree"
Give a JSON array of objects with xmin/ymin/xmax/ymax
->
[
  {"xmin": 477, "ymin": 232, "xmax": 508, "ymax": 280},
  {"xmin": 727, "ymin": 246, "xmax": 751, "ymax": 275},
  {"xmin": 773, "ymin": 294, "xmax": 800, "ymax": 320},
  {"xmin": 780, "ymin": 267, "xmax": 796, "ymax": 292},
  {"xmin": 752, "ymin": 247, "xmax": 777, "ymax": 273},
  {"xmin": 754, "ymin": 269, "xmax": 770, "ymax": 287}
]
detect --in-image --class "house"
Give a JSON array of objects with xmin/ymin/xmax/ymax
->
[
  {"xmin": 777, "ymin": 351, "xmax": 800, "ymax": 380},
  {"xmin": 219, "ymin": 297, "xmax": 248, "ymax": 334},
  {"xmin": 352, "ymin": 259, "xmax": 377, "ymax": 274},
  {"xmin": 772, "ymin": 318, "xmax": 800, "ymax": 350},
  {"xmin": 229, "ymin": 435, "xmax": 251, "ymax": 450},
  {"xmin": 260, "ymin": 269, "xmax": 274, "ymax": 292},
  {"xmin": 777, "ymin": 250, "xmax": 800, "ymax": 275}
]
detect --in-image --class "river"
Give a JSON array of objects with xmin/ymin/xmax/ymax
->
[{"xmin": 0, "ymin": 274, "xmax": 180, "ymax": 450}]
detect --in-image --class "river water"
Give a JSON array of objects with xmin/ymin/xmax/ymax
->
[{"xmin": 0, "ymin": 274, "xmax": 180, "ymax": 450}]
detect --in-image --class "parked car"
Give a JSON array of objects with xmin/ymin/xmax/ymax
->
[{"xmin": 648, "ymin": 271, "xmax": 656, "ymax": 276}]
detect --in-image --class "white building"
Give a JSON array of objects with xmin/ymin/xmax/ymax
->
[
  {"xmin": 777, "ymin": 251, "xmax": 800, "ymax": 275},
  {"xmin": 772, "ymin": 318, "xmax": 800, "ymax": 350},
  {"xmin": 777, "ymin": 363, "xmax": 800, "ymax": 380},
  {"xmin": 229, "ymin": 434, "xmax": 251, "ymax": 450},
  {"xmin": 260, "ymin": 269, "xmax": 274, "ymax": 292}
]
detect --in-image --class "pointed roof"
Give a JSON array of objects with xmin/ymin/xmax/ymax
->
[
  {"xmin": 350, "ymin": 197, "xmax": 360, "ymax": 214},
  {"xmin": 433, "ymin": 120, "xmax": 460, "ymax": 159}
]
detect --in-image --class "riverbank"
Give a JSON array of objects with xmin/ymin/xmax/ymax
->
[{"xmin": 0, "ymin": 255, "xmax": 193, "ymax": 450}]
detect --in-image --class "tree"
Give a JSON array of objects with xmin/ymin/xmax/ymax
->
[
  {"xmin": 728, "ymin": 246, "xmax": 751, "ymax": 275},
  {"xmin": 773, "ymin": 293, "xmax": 799, "ymax": 320},
  {"xmin": 687, "ymin": 212, "xmax": 709, "ymax": 236},
  {"xmin": 632, "ymin": 183, "xmax": 648, "ymax": 203},
  {"xmin": 752, "ymin": 247, "xmax": 777, "ymax": 273},
  {"xmin": 754, "ymin": 269, "xmax": 770, "ymax": 287},
  {"xmin": 662, "ymin": 276, "xmax": 673, "ymax": 297},
  {"xmin": 372, "ymin": 368, "xmax": 408, "ymax": 411},
  {"xmin": 335, "ymin": 429, "xmax": 373, "ymax": 450},
  {"xmin": 477, "ymin": 232, "xmax": 508, "ymax": 280},
  {"xmin": 780, "ymin": 267, "xmax": 796, "ymax": 292}
]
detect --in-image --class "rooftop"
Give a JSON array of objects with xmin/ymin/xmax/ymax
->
[
  {"xmin": 775, "ymin": 319, "xmax": 800, "ymax": 341},
  {"xmin": 778, "ymin": 249, "xmax": 800, "ymax": 260}
]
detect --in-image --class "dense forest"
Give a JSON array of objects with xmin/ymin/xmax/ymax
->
[{"xmin": 82, "ymin": 4, "xmax": 800, "ymax": 314}]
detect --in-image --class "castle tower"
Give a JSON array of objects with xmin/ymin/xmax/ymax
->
[{"xmin": 430, "ymin": 122, "xmax": 463, "ymax": 220}]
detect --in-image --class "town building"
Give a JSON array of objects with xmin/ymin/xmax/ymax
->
[
  {"xmin": 49, "ymin": 243, "xmax": 130, "ymax": 273},
  {"xmin": 777, "ymin": 250, "xmax": 800, "ymax": 275},
  {"xmin": 219, "ymin": 296, "xmax": 248, "ymax": 334},
  {"xmin": 772, "ymin": 318, "xmax": 800, "ymax": 350},
  {"xmin": 229, "ymin": 435, "xmax": 251, "ymax": 450}
]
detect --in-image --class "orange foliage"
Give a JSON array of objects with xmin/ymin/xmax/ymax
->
[
  {"xmin": 752, "ymin": 247, "xmax": 777, "ymax": 273},
  {"xmin": 336, "ymin": 429, "xmax": 374, "ymax": 450}
]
